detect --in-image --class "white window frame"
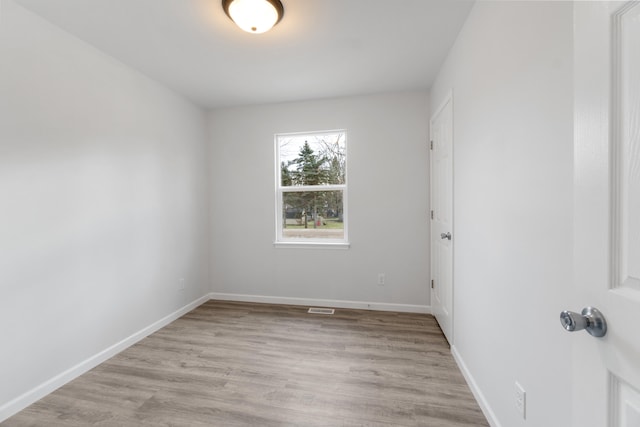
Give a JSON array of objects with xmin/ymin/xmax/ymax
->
[{"xmin": 274, "ymin": 130, "xmax": 349, "ymax": 249}]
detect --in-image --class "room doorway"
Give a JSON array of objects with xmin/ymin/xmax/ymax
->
[
  {"xmin": 430, "ymin": 93, "xmax": 454, "ymax": 344},
  {"xmin": 571, "ymin": 2, "xmax": 640, "ymax": 425}
]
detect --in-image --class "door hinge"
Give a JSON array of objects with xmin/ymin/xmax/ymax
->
[
  {"xmin": 431, "ymin": 279, "xmax": 435, "ymax": 289},
  {"xmin": 430, "ymin": 210, "xmax": 434, "ymax": 220},
  {"xmin": 430, "ymin": 140, "xmax": 433, "ymax": 150}
]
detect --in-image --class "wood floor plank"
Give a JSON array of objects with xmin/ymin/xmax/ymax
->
[{"xmin": 3, "ymin": 300, "xmax": 488, "ymax": 426}]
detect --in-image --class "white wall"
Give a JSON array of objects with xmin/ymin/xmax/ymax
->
[
  {"xmin": 430, "ymin": 2, "xmax": 573, "ymax": 426},
  {"xmin": 0, "ymin": 0, "xmax": 210, "ymax": 417},
  {"xmin": 208, "ymin": 92, "xmax": 430, "ymax": 311}
]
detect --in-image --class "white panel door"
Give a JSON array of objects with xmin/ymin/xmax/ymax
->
[
  {"xmin": 573, "ymin": 2, "xmax": 640, "ymax": 426},
  {"xmin": 430, "ymin": 94, "xmax": 453, "ymax": 344}
]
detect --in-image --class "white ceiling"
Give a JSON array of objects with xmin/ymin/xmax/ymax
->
[{"xmin": 15, "ymin": 0, "xmax": 474, "ymax": 109}]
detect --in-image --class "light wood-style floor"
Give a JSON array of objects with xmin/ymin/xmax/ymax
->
[{"xmin": 5, "ymin": 301, "xmax": 489, "ymax": 426}]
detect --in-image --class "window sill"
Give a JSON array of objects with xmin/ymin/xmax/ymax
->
[{"xmin": 273, "ymin": 241, "xmax": 350, "ymax": 250}]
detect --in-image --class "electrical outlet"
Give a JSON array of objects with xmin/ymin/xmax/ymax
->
[
  {"xmin": 179, "ymin": 278, "xmax": 185, "ymax": 290},
  {"xmin": 515, "ymin": 381, "xmax": 526, "ymax": 420},
  {"xmin": 377, "ymin": 273, "xmax": 385, "ymax": 286}
]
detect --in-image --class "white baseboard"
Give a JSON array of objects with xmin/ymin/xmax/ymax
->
[
  {"xmin": 209, "ymin": 292, "xmax": 431, "ymax": 314},
  {"xmin": 451, "ymin": 345, "xmax": 501, "ymax": 427},
  {"xmin": 0, "ymin": 294, "xmax": 210, "ymax": 423}
]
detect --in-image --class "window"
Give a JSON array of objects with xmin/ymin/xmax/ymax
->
[{"xmin": 275, "ymin": 130, "xmax": 348, "ymax": 246}]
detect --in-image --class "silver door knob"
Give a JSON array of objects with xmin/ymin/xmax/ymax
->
[
  {"xmin": 440, "ymin": 232, "xmax": 451, "ymax": 240},
  {"xmin": 559, "ymin": 307, "xmax": 607, "ymax": 338}
]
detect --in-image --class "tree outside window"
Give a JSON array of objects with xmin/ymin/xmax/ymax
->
[{"xmin": 276, "ymin": 130, "xmax": 347, "ymax": 244}]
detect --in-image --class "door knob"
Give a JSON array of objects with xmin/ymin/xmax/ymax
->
[
  {"xmin": 559, "ymin": 307, "xmax": 607, "ymax": 338},
  {"xmin": 440, "ymin": 232, "xmax": 451, "ymax": 240}
]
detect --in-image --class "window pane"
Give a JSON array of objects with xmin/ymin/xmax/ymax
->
[
  {"xmin": 282, "ymin": 190, "xmax": 344, "ymax": 240},
  {"xmin": 279, "ymin": 132, "xmax": 346, "ymax": 186}
]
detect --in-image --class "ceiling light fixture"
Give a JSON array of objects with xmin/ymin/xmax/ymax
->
[{"xmin": 222, "ymin": 0, "xmax": 284, "ymax": 34}]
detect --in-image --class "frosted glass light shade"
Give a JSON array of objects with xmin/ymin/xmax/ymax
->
[{"xmin": 223, "ymin": 0, "xmax": 284, "ymax": 34}]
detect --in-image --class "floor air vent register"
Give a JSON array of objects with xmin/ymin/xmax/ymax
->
[{"xmin": 307, "ymin": 307, "xmax": 335, "ymax": 315}]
